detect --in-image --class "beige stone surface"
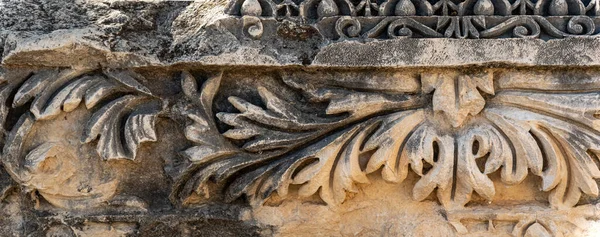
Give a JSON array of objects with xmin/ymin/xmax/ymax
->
[{"xmin": 1, "ymin": 0, "xmax": 600, "ymax": 236}]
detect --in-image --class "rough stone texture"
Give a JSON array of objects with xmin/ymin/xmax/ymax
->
[{"xmin": 2, "ymin": 0, "xmax": 600, "ymax": 236}]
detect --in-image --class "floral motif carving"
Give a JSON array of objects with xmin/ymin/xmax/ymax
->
[
  {"xmin": 447, "ymin": 204, "xmax": 600, "ymax": 236},
  {"xmin": 0, "ymin": 66, "xmax": 598, "ymax": 233},
  {"xmin": 0, "ymin": 68, "xmax": 159, "ymax": 209},
  {"xmin": 226, "ymin": 0, "xmax": 600, "ymax": 39},
  {"xmin": 174, "ymin": 69, "xmax": 600, "ymax": 211},
  {"xmin": 229, "ymin": 0, "xmax": 600, "ymax": 17},
  {"xmin": 0, "ymin": 68, "xmax": 160, "ymax": 161}
]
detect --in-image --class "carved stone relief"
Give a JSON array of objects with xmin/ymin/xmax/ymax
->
[
  {"xmin": 1, "ymin": 0, "xmax": 600, "ymax": 236},
  {"xmin": 226, "ymin": 0, "xmax": 600, "ymax": 40},
  {"xmin": 0, "ymin": 66, "xmax": 598, "ymax": 235},
  {"xmin": 169, "ymin": 68, "xmax": 600, "ymax": 212}
]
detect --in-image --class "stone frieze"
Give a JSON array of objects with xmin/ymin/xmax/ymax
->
[
  {"xmin": 0, "ymin": 67, "xmax": 600, "ymax": 235},
  {"xmin": 226, "ymin": 0, "xmax": 600, "ymax": 39},
  {"xmin": 1, "ymin": 0, "xmax": 600, "ymax": 236}
]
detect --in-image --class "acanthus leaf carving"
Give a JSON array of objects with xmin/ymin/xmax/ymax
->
[
  {"xmin": 1, "ymin": 65, "xmax": 599, "ymax": 235},
  {"xmin": 175, "ymin": 69, "xmax": 600, "ymax": 211},
  {"xmin": 180, "ymin": 70, "xmax": 239, "ymax": 165},
  {"xmin": 1, "ymin": 68, "xmax": 162, "ymax": 161},
  {"xmin": 0, "ymin": 67, "xmax": 161, "ymax": 210},
  {"xmin": 422, "ymin": 71, "xmax": 493, "ymax": 128}
]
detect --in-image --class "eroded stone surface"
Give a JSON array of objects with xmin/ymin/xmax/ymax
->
[{"xmin": 2, "ymin": 0, "xmax": 600, "ymax": 236}]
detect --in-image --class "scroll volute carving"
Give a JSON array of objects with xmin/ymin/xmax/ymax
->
[
  {"xmin": 0, "ymin": 68, "xmax": 158, "ymax": 210},
  {"xmin": 222, "ymin": 0, "xmax": 600, "ymax": 39},
  {"xmin": 21, "ymin": 142, "xmax": 118, "ymax": 209}
]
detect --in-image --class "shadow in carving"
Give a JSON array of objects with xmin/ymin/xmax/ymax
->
[{"xmin": 172, "ymin": 68, "xmax": 600, "ymax": 212}]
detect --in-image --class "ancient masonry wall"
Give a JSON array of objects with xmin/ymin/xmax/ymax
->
[{"xmin": 1, "ymin": 0, "xmax": 600, "ymax": 236}]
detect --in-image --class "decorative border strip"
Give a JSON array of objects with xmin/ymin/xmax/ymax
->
[
  {"xmin": 229, "ymin": 0, "xmax": 600, "ymax": 18},
  {"xmin": 228, "ymin": 0, "xmax": 600, "ymax": 39}
]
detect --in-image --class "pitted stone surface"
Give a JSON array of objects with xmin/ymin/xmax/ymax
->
[{"xmin": 2, "ymin": 0, "xmax": 600, "ymax": 236}]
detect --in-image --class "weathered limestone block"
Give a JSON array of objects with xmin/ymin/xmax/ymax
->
[{"xmin": 2, "ymin": 0, "xmax": 600, "ymax": 236}]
